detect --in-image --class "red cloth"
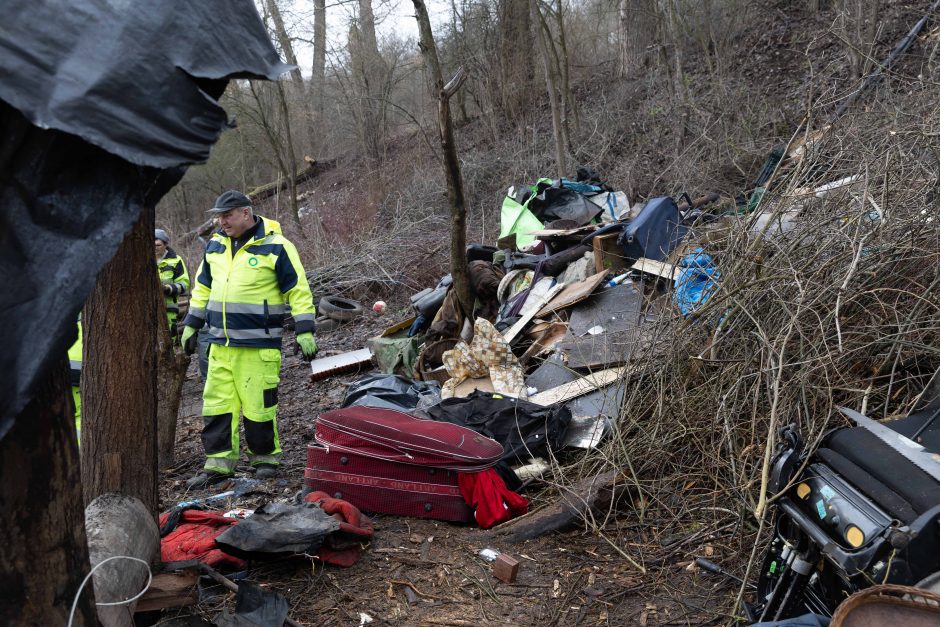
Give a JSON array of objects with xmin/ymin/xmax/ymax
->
[
  {"xmin": 458, "ymin": 469, "xmax": 528, "ymax": 529},
  {"xmin": 159, "ymin": 509, "xmax": 247, "ymax": 570},
  {"xmin": 304, "ymin": 491, "xmax": 374, "ymax": 567}
]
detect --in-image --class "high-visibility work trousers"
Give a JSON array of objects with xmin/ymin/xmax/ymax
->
[
  {"xmin": 72, "ymin": 385, "xmax": 81, "ymax": 444},
  {"xmin": 201, "ymin": 344, "xmax": 282, "ymax": 474}
]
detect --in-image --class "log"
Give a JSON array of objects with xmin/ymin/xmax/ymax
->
[
  {"xmin": 490, "ymin": 471, "xmax": 628, "ymax": 543},
  {"xmin": 135, "ymin": 571, "xmax": 198, "ymax": 612},
  {"xmin": 85, "ymin": 493, "xmax": 160, "ymax": 626}
]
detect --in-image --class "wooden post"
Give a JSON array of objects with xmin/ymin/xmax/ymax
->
[
  {"xmin": 156, "ymin": 283, "xmax": 190, "ymax": 468},
  {"xmin": 82, "ymin": 206, "xmax": 159, "ymax": 518},
  {"xmin": 0, "ymin": 359, "xmax": 96, "ymax": 625}
]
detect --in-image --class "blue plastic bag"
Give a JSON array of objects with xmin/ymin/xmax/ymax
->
[{"xmin": 673, "ymin": 248, "xmax": 720, "ymax": 318}]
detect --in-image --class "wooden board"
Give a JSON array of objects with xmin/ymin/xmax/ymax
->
[
  {"xmin": 503, "ymin": 283, "xmax": 565, "ymax": 343},
  {"xmin": 593, "ymin": 233, "xmax": 629, "ymax": 274},
  {"xmin": 309, "ymin": 348, "xmax": 373, "ymax": 381},
  {"xmin": 135, "ymin": 571, "xmax": 199, "ymax": 612},
  {"xmin": 528, "ymin": 225, "xmax": 597, "ymax": 238},
  {"xmin": 535, "ymin": 270, "xmax": 609, "ymax": 318},
  {"xmin": 528, "ymin": 367, "xmax": 625, "ymax": 406},
  {"xmin": 381, "ymin": 316, "xmax": 417, "ymax": 337},
  {"xmin": 631, "ymin": 257, "xmax": 676, "ymax": 281}
]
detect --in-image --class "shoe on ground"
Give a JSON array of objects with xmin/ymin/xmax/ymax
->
[
  {"xmin": 185, "ymin": 470, "xmax": 232, "ymax": 489},
  {"xmin": 255, "ymin": 463, "xmax": 278, "ymax": 479}
]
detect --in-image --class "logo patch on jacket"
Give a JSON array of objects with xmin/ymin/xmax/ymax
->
[{"xmin": 248, "ymin": 257, "xmax": 259, "ymax": 267}]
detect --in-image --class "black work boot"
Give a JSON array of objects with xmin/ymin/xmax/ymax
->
[
  {"xmin": 185, "ymin": 470, "xmax": 232, "ymax": 489},
  {"xmin": 255, "ymin": 464, "xmax": 278, "ymax": 479}
]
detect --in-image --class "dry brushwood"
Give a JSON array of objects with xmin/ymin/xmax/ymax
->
[{"xmin": 550, "ymin": 87, "xmax": 940, "ymax": 617}]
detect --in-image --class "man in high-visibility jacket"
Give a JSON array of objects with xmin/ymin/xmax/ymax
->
[
  {"xmin": 155, "ymin": 228, "xmax": 190, "ymax": 336},
  {"xmin": 180, "ymin": 190, "xmax": 317, "ymax": 488}
]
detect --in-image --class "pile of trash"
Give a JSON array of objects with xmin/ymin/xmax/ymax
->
[{"xmin": 304, "ymin": 166, "xmax": 727, "ymax": 533}]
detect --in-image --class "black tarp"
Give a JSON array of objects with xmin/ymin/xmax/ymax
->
[
  {"xmin": 0, "ymin": 1, "xmax": 289, "ymax": 437},
  {"xmin": 341, "ymin": 373, "xmax": 442, "ymax": 413}
]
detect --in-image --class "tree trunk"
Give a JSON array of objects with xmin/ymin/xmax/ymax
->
[
  {"xmin": 312, "ymin": 0, "xmax": 327, "ymax": 118},
  {"xmin": 532, "ymin": 0, "xmax": 567, "ymax": 177},
  {"xmin": 497, "ymin": 0, "xmax": 534, "ymax": 120},
  {"xmin": 82, "ymin": 206, "xmax": 159, "ymax": 518},
  {"xmin": 412, "ymin": 0, "xmax": 474, "ymax": 318},
  {"xmin": 265, "ymin": 0, "xmax": 318, "ymax": 157},
  {"xmin": 348, "ymin": 0, "xmax": 387, "ymax": 163},
  {"xmin": 0, "ymin": 358, "xmax": 96, "ymax": 625},
  {"xmin": 619, "ymin": 0, "xmax": 657, "ymax": 78},
  {"xmin": 156, "ymin": 282, "xmax": 190, "ymax": 468}
]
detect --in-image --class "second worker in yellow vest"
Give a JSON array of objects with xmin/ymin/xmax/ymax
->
[{"xmin": 180, "ymin": 190, "xmax": 317, "ymax": 488}]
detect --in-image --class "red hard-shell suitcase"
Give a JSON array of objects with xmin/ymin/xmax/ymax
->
[
  {"xmin": 304, "ymin": 444, "xmax": 473, "ymax": 523},
  {"xmin": 315, "ymin": 407, "xmax": 503, "ymax": 470}
]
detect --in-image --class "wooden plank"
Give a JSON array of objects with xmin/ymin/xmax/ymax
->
[
  {"xmin": 503, "ymin": 283, "xmax": 565, "ymax": 343},
  {"xmin": 309, "ymin": 348, "xmax": 373, "ymax": 381},
  {"xmin": 381, "ymin": 316, "xmax": 417, "ymax": 337},
  {"xmin": 529, "ymin": 367, "xmax": 625, "ymax": 406},
  {"xmin": 631, "ymin": 257, "xmax": 676, "ymax": 281},
  {"xmin": 135, "ymin": 571, "xmax": 199, "ymax": 612},
  {"xmin": 528, "ymin": 225, "xmax": 597, "ymax": 238},
  {"xmin": 535, "ymin": 270, "xmax": 609, "ymax": 317}
]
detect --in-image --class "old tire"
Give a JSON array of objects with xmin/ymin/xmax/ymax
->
[{"xmin": 318, "ymin": 296, "xmax": 365, "ymax": 322}]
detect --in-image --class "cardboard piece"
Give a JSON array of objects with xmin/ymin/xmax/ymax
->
[
  {"xmin": 536, "ymin": 270, "xmax": 609, "ymax": 318},
  {"xmin": 449, "ymin": 376, "xmax": 496, "ymax": 398},
  {"xmin": 631, "ymin": 257, "xmax": 676, "ymax": 281},
  {"xmin": 503, "ymin": 283, "xmax": 565, "ymax": 343}
]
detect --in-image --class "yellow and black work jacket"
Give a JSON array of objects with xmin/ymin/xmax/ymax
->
[
  {"xmin": 183, "ymin": 216, "xmax": 316, "ymax": 349},
  {"xmin": 157, "ymin": 247, "xmax": 190, "ymax": 317}
]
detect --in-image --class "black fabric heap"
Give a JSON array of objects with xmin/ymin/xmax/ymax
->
[{"xmin": 426, "ymin": 391, "xmax": 572, "ymax": 488}]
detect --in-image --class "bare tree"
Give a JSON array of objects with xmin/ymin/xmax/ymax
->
[
  {"xmin": 412, "ymin": 0, "xmax": 474, "ymax": 317},
  {"xmin": 81, "ymin": 206, "xmax": 159, "ymax": 517},
  {"xmin": 265, "ymin": 0, "xmax": 318, "ymax": 156},
  {"xmin": 532, "ymin": 0, "xmax": 568, "ymax": 176},
  {"xmin": 0, "ymin": 360, "xmax": 95, "ymax": 625},
  {"xmin": 835, "ymin": 0, "xmax": 881, "ymax": 80},
  {"xmin": 619, "ymin": 0, "xmax": 657, "ymax": 78},
  {"xmin": 312, "ymin": 0, "xmax": 327, "ymax": 118},
  {"xmin": 348, "ymin": 0, "xmax": 390, "ymax": 162},
  {"xmin": 497, "ymin": 0, "xmax": 534, "ymax": 120}
]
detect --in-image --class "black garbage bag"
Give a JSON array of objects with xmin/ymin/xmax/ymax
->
[
  {"xmin": 214, "ymin": 581, "xmax": 289, "ymax": 627},
  {"xmin": 528, "ymin": 183, "xmax": 601, "ymax": 226},
  {"xmin": 214, "ymin": 502, "xmax": 340, "ymax": 559},
  {"xmin": 426, "ymin": 391, "xmax": 572, "ymax": 486},
  {"xmin": 341, "ymin": 373, "xmax": 442, "ymax": 413}
]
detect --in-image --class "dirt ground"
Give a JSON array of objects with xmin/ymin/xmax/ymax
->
[{"xmin": 156, "ymin": 310, "xmax": 739, "ymax": 627}]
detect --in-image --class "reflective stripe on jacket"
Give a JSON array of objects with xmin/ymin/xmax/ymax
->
[
  {"xmin": 158, "ymin": 248, "xmax": 190, "ymax": 314},
  {"xmin": 183, "ymin": 216, "xmax": 315, "ymax": 348}
]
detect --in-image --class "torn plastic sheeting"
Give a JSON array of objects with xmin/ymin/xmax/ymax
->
[
  {"xmin": 214, "ymin": 501, "xmax": 340, "ymax": 558},
  {"xmin": 673, "ymin": 248, "xmax": 720, "ymax": 318},
  {"xmin": 341, "ymin": 372, "xmax": 442, "ymax": 413},
  {"xmin": 0, "ymin": 2, "xmax": 287, "ymax": 437},
  {"xmin": 0, "ymin": 0, "xmax": 291, "ymax": 169},
  {"xmin": 214, "ymin": 580, "xmax": 289, "ymax": 627},
  {"xmin": 0, "ymin": 104, "xmax": 179, "ymax": 437}
]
